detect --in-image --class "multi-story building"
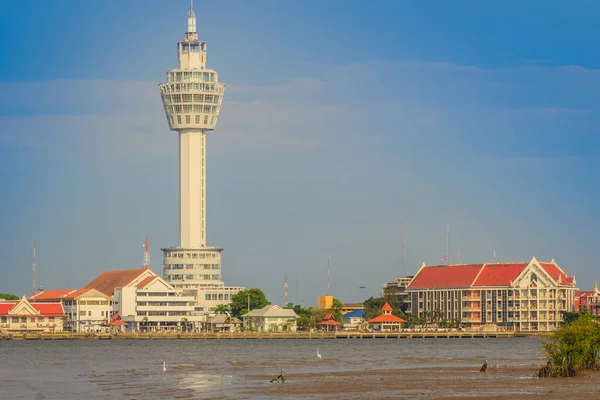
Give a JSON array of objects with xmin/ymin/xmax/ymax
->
[
  {"xmin": 575, "ymin": 281, "xmax": 600, "ymax": 316},
  {"xmin": 85, "ymin": 267, "xmax": 204, "ymax": 332},
  {"xmin": 382, "ymin": 276, "xmax": 414, "ymax": 313},
  {"xmin": 30, "ymin": 288, "xmax": 111, "ymax": 332},
  {"xmin": 407, "ymin": 257, "xmax": 577, "ymax": 331},
  {"xmin": 0, "ymin": 296, "xmax": 65, "ymax": 333}
]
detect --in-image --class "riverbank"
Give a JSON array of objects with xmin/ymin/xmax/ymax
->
[
  {"xmin": 244, "ymin": 366, "xmax": 600, "ymax": 399},
  {"xmin": 0, "ymin": 330, "xmax": 551, "ymax": 340}
]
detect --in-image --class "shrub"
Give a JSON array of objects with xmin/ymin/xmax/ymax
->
[{"xmin": 541, "ymin": 313, "xmax": 600, "ymax": 377}]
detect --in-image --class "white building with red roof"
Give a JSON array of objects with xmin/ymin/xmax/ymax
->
[
  {"xmin": 406, "ymin": 257, "xmax": 577, "ymax": 332},
  {"xmin": 368, "ymin": 303, "xmax": 406, "ymax": 332},
  {"xmin": 0, "ymin": 296, "xmax": 65, "ymax": 333},
  {"xmin": 84, "ymin": 267, "xmax": 204, "ymax": 332},
  {"xmin": 30, "ymin": 288, "xmax": 110, "ymax": 333},
  {"xmin": 574, "ymin": 281, "xmax": 600, "ymax": 316}
]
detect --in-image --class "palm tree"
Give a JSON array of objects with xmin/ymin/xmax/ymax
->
[{"xmin": 215, "ymin": 304, "xmax": 230, "ymax": 315}]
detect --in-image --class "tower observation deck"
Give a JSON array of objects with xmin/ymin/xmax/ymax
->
[{"xmin": 159, "ymin": 3, "xmax": 234, "ymax": 298}]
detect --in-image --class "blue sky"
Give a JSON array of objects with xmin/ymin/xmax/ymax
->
[{"xmin": 1, "ymin": 1, "xmax": 599, "ymax": 305}]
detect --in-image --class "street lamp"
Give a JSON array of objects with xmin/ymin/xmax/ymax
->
[
  {"xmin": 359, "ymin": 286, "xmax": 366, "ymax": 311},
  {"xmin": 247, "ymin": 292, "xmax": 251, "ymax": 314}
]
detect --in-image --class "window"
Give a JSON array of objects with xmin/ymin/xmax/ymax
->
[
  {"xmin": 195, "ymin": 115, "xmax": 200, "ymax": 124},
  {"xmin": 177, "ymin": 115, "xmax": 182, "ymax": 124},
  {"xmin": 185, "ymin": 115, "xmax": 190, "ymax": 124},
  {"xmin": 205, "ymin": 294, "xmax": 211, "ymax": 300},
  {"xmin": 204, "ymin": 115, "xmax": 208, "ymax": 124},
  {"xmin": 88, "ymin": 311, "xmax": 91, "ymax": 317},
  {"xmin": 101, "ymin": 311, "xmax": 104, "ymax": 317},
  {"xmin": 12, "ymin": 317, "xmax": 19, "ymax": 323}
]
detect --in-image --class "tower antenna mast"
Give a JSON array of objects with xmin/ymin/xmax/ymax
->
[
  {"xmin": 143, "ymin": 237, "xmax": 150, "ymax": 269},
  {"xmin": 401, "ymin": 216, "xmax": 405, "ymax": 277},
  {"xmin": 32, "ymin": 238, "xmax": 36, "ymax": 295},
  {"xmin": 284, "ymin": 275, "xmax": 288, "ymax": 305},
  {"xmin": 327, "ymin": 258, "xmax": 331, "ymax": 296}
]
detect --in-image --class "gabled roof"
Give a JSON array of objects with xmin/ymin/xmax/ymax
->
[
  {"xmin": 136, "ymin": 276, "xmax": 158, "ymax": 288},
  {"xmin": 368, "ymin": 314, "xmax": 406, "ymax": 324},
  {"xmin": 318, "ymin": 319, "xmax": 340, "ymax": 325},
  {"xmin": 30, "ymin": 290, "xmax": 74, "ymax": 301},
  {"xmin": 0, "ymin": 297, "xmax": 65, "ymax": 317},
  {"xmin": 472, "ymin": 263, "xmax": 528, "ymax": 286},
  {"xmin": 408, "ymin": 264, "xmax": 482, "ymax": 289},
  {"xmin": 84, "ymin": 268, "xmax": 153, "ymax": 296},
  {"xmin": 243, "ymin": 305, "xmax": 298, "ymax": 319},
  {"xmin": 408, "ymin": 259, "xmax": 576, "ymax": 289}
]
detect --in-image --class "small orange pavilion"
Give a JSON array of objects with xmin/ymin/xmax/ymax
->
[{"xmin": 368, "ymin": 303, "xmax": 406, "ymax": 332}]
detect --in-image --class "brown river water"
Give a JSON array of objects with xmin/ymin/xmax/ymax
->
[{"xmin": 0, "ymin": 337, "xmax": 573, "ymax": 399}]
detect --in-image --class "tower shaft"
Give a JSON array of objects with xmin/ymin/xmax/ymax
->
[{"xmin": 179, "ymin": 129, "xmax": 206, "ymax": 248}]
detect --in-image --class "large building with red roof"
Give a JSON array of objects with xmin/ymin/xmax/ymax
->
[
  {"xmin": 30, "ymin": 288, "xmax": 110, "ymax": 333},
  {"xmin": 406, "ymin": 257, "xmax": 577, "ymax": 332},
  {"xmin": 574, "ymin": 281, "xmax": 600, "ymax": 316},
  {"xmin": 0, "ymin": 296, "xmax": 65, "ymax": 333}
]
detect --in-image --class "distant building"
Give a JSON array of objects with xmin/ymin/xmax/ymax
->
[
  {"xmin": 342, "ymin": 303, "xmax": 363, "ymax": 315},
  {"xmin": 206, "ymin": 314, "xmax": 242, "ymax": 332},
  {"xmin": 30, "ymin": 288, "xmax": 110, "ymax": 332},
  {"xmin": 0, "ymin": 296, "xmax": 65, "ymax": 333},
  {"xmin": 342, "ymin": 309, "xmax": 365, "ymax": 330},
  {"xmin": 406, "ymin": 257, "xmax": 577, "ymax": 332},
  {"xmin": 85, "ymin": 267, "xmax": 203, "ymax": 332},
  {"xmin": 367, "ymin": 303, "xmax": 406, "ymax": 332},
  {"xmin": 382, "ymin": 276, "xmax": 414, "ymax": 313},
  {"xmin": 317, "ymin": 296, "xmax": 334, "ymax": 310},
  {"xmin": 242, "ymin": 305, "xmax": 298, "ymax": 332},
  {"xmin": 575, "ymin": 281, "xmax": 600, "ymax": 316}
]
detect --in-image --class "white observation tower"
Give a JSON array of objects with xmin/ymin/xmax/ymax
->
[{"xmin": 159, "ymin": 2, "xmax": 228, "ymax": 293}]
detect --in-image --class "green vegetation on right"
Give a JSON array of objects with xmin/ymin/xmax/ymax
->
[
  {"xmin": 0, "ymin": 293, "xmax": 18, "ymax": 300},
  {"xmin": 541, "ymin": 312, "xmax": 600, "ymax": 377}
]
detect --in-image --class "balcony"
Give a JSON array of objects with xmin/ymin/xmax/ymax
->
[
  {"xmin": 462, "ymin": 306, "xmax": 481, "ymax": 311},
  {"xmin": 462, "ymin": 317, "xmax": 481, "ymax": 322}
]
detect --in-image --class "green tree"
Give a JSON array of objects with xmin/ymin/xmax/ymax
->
[
  {"xmin": 214, "ymin": 304, "xmax": 230, "ymax": 315},
  {"xmin": 0, "ymin": 293, "xmax": 18, "ymax": 300},
  {"xmin": 563, "ymin": 311, "xmax": 581, "ymax": 325},
  {"xmin": 230, "ymin": 288, "xmax": 270, "ymax": 318},
  {"xmin": 329, "ymin": 298, "xmax": 344, "ymax": 322},
  {"xmin": 542, "ymin": 312, "xmax": 600, "ymax": 377}
]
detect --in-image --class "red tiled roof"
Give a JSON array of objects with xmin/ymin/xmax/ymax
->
[
  {"xmin": 136, "ymin": 276, "xmax": 157, "ymax": 288},
  {"xmin": 84, "ymin": 268, "xmax": 150, "ymax": 296},
  {"xmin": 576, "ymin": 291, "xmax": 596, "ymax": 297},
  {"xmin": 0, "ymin": 301, "xmax": 65, "ymax": 317},
  {"xmin": 318, "ymin": 319, "xmax": 340, "ymax": 325},
  {"xmin": 381, "ymin": 303, "xmax": 393, "ymax": 311},
  {"xmin": 33, "ymin": 303, "xmax": 65, "ymax": 316},
  {"xmin": 472, "ymin": 263, "xmax": 528, "ymax": 287},
  {"xmin": 408, "ymin": 264, "xmax": 483, "ymax": 289},
  {"xmin": 409, "ymin": 260, "xmax": 576, "ymax": 290},
  {"xmin": 368, "ymin": 314, "xmax": 406, "ymax": 324},
  {"xmin": 30, "ymin": 290, "xmax": 73, "ymax": 301},
  {"xmin": 0, "ymin": 302, "xmax": 16, "ymax": 315},
  {"xmin": 539, "ymin": 263, "xmax": 573, "ymax": 285},
  {"xmin": 29, "ymin": 288, "xmax": 94, "ymax": 301}
]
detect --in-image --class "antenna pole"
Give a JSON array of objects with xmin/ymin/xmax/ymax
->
[
  {"xmin": 296, "ymin": 276, "xmax": 299, "ymax": 305},
  {"xmin": 143, "ymin": 237, "xmax": 151, "ymax": 269},
  {"xmin": 32, "ymin": 238, "xmax": 36, "ymax": 295},
  {"xmin": 327, "ymin": 258, "xmax": 331, "ymax": 296},
  {"xmin": 284, "ymin": 275, "xmax": 288, "ymax": 305},
  {"xmin": 446, "ymin": 208, "xmax": 450, "ymax": 265},
  {"xmin": 493, "ymin": 244, "xmax": 496, "ymax": 262},
  {"xmin": 401, "ymin": 217, "xmax": 405, "ymax": 277}
]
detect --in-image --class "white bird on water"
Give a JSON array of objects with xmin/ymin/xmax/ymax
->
[
  {"xmin": 162, "ymin": 361, "xmax": 167, "ymax": 373},
  {"xmin": 317, "ymin": 347, "xmax": 322, "ymax": 359}
]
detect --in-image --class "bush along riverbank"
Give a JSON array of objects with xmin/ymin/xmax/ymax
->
[{"xmin": 540, "ymin": 312, "xmax": 600, "ymax": 377}]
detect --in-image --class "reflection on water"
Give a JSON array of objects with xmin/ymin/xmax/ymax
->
[{"xmin": 0, "ymin": 338, "xmax": 543, "ymax": 399}]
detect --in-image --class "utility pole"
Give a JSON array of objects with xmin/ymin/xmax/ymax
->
[
  {"xmin": 247, "ymin": 292, "xmax": 250, "ymax": 314},
  {"xmin": 32, "ymin": 238, "xmax": 36, "ymax": 295},
  {"xmin": 327, "ymin": 257, "xmax": 331, "ymax": 296},
  {"xmin": 493, "ymin": 244, "xmax": 496, "ymax": 262},
  {"xmin": 401, "ymin": 217, "xmax": 405, "ymax": 277},
  {"xmin": 143, "ymin": 237, "xmax": 150, "ymax": 269},
  {"xmin": 284, "ymin": 275, "xmax": 288, "ymax": 306}
]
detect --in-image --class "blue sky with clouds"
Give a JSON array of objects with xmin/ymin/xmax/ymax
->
[{"xmin": 1, "ymin": 1, "xmax": 599, "ymax": 304}]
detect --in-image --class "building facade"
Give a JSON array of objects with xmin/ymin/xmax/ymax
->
[
  {"xmin": 407, "ymin": 257, "xmax": 577, "ymax": 331},
  {"xmin": 85, "ymin": 267, "xmax": 204, "ymax": 332},
  {"xmin": 242, "ymin": 305, "xmax": 299, "ymax": 332},
  {"xmin": 382, "ymin": 276, "xmax": 414, "ymax": 313},
  {"xmin": 575, "ymin": 281, "xmax": 600, "ymax": 316},
  {"xmin": 30, "ymin": 288, "xmax": 111, "ymax": 332},
  {"xmin": 0, "ymin": 297, "xmax": 65, "ymax": 333}
]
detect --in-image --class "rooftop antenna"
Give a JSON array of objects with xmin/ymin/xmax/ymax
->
[
  {"xmin": 446, "ymin": 208, "xmax": 451, "ymax": 266},
  {"xmin": 401, "ymin": 216, "xmax": 406, "ymax": 277},
  {"xmin": 143, "ymin": 237, "xmax": 150, "ymax": 269},
  {"xmin": 296, "ymin": 276, "xmax": 299, "ymax": 305},
  {"xmin": 284, "ymin": 275, "xmax": 288, "ymax": 305},
  {"xmin": 493, "ymin": 244, "xmax": 496, "ymax": 262},
  {"xmin": 32, "ymin": 238, "xmax": 36, "ymax": 295},
  {"xmin": 327, "ymin": 258, "xmax": 331, "ymax": 296}
]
